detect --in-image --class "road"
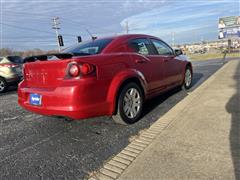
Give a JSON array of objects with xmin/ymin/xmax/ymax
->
[{"xmin": 0, "ymin": 59, "xmax": 226, "ymax": 180}]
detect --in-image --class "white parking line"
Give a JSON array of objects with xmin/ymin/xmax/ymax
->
[{"xmin": 3, "ymin": 116, "xmax": 19, "ymax": 121}]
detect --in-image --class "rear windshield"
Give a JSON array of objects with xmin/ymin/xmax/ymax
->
[
  {"xmin": 7, "ymin": 56, "xmax": 23, "ymax": 64},
  {"xmin": 63, "ymin": 38, "xmax": 113, "ymax": 55}
]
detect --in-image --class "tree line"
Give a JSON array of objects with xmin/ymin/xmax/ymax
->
[{"xmin": 0, "ymin": 48, "xmax": 57, "ymax": 57}]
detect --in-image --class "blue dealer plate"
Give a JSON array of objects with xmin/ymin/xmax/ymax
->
[{"xmin": 30, "ymin": 93, "xmax": 42, "ymax": 106}]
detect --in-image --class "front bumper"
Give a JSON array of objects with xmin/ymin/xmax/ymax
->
[{"xmin": 18, "ymin": 80, "xmax": 111, "ymax": 120}]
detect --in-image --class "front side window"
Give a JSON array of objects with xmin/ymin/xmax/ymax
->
[
  {"xmin": 151, "ymin": 39, "xmax": 173, "ymax": 56},
  {"xmin": 63, "ymin": 38, "xmax": 113, "ymax": 55},
  {"xmin": 129, "ymin": 38, "xmax": 153, "ymax": 55}
]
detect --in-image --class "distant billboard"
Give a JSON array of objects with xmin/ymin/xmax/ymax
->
[{"xmin": 218, "ymin": 16, "xmax": 240, "ymax": 39}]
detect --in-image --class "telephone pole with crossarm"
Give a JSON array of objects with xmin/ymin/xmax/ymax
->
[{"xmin": 52, "ymin": 17, "xmax": 61, "ymax": 52}]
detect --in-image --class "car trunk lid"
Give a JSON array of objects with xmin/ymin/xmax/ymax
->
[{"xmin": 24, "ymin": 60, "xmax": 70, "ymax": 88}]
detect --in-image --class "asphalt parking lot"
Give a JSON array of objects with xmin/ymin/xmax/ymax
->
[{"xmin": 0, "ymin": 59, "xmax": 226, "ymax": 180}]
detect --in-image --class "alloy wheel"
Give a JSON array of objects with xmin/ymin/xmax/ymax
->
[
  {"xmin": 123, "ymin": 88, "xmax": 141, "ymax": 119},
  {"xmin": 0, "ymin": 79, "xmax": 6, "ymax": 92},
  {"xmin": 185, "ymin": 69, "xmax": 192, "ymax": 88}
]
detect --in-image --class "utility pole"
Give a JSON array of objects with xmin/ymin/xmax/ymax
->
[
  {"xmin": 171, "ymin": 32, "xmax": 175, "ymax": 47},
  {"xmin": 52, "ymin": 17, "xmax": 61, "ymax": 52},
  {"xmin": 85, "ymin": 28, "xmax": 97, "ymax": 40},
  {"xmin": 125, "ymin": 21, "xmax": 129, "ymax": 34}
]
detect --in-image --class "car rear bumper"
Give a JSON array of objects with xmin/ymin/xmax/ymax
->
[
  {"xmin": 18, "ymin": 80, "xmax": 112, "ymax": 120},
  {"xmin": 5, "ymin": 75, "xmax": 22, "ymax": 85}
]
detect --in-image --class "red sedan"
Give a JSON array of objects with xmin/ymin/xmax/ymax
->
[{"xmin": 18, "ymin": 34, "xmax": 192, "ymax": 124}]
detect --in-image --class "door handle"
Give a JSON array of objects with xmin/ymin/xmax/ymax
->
[
  {"xmin": 135, "ymin": 59, "xmax": 147, "ymax": 63},
  {"xmin": 163, "ymin": 58, "xmax": 169, "ymax": 62}
]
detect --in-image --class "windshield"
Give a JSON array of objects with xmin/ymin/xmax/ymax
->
[{"xmin": 63, "ymin": 38, "xmax": 113, "ymax": 55}]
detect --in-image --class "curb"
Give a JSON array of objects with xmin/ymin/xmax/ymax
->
[{"xmin": 87, "ymin": 61, "xmax": 231, "ymax": 180}]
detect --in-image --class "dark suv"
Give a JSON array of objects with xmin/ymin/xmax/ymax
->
[{"xmin": 0, "ymin": 56, "xmax": 23, "ymax": 92}]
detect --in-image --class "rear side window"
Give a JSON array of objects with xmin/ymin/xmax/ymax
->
[
  {"xmin": 7, "ymin": 56, "xmax": 23, "ymax": 64},
  {"xmin": 151, "ymin": 39, "xmax": 173, "ymax": 55},
  {"xmin": 64, "ymin": 38, "xmax": 113, "ymax": 55},
  {"xmin": 129, "ymin": 38, "xmax": 154, "ymax": 55}
]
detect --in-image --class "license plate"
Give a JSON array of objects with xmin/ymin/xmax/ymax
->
[{"xmin": 30, "ymin": 93, "xmax": 42, "ymax": 106}]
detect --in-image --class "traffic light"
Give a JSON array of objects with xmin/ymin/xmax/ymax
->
[
  {"xmin": 92, "ymin": 36, "xmax": 97, "ymax": 40},
  {"xmin": 77, "ymin": 36, "xmax": 82, "ymax": 43},
  {"xmin": 58, "ymin": 35, "xmax": 64, "ymax": 46}
]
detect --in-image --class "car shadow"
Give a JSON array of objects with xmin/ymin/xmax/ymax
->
[
  {"xmin": 191, "ymin": 72, "xmax": 204, "ymax": 87},
  {"xmin": 142, "ymin": 86, "xmax": 183, "ymax": 117},
  {"xmin": 226, "ymin": 61, "xmax": 240, "ymax": 180},
  {"xmin": 143, "ymin": 72, "xmax": 204, "ymax": 116}
]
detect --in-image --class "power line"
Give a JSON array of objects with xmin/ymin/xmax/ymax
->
[
  {"xmin": 1, "ymin": 10, "xmax": 119, "ymax": 49},
  {"xmin": 4, "ymin": 10, "xmax": 118, "ymax": 35},
  {"xmin": 1, "ymin": 35, "xmax": 58, "ymax": 40},
  {"xmin": 3, "ymin": 10, "xmax": 52, "ymax": 19},
  {"xmin": 0, "ymin": 22, "xmax": 55, "ymax": 35},
  {"xmin": 53, "ymin": 18, "xmax": 117, "ymax": 40},
  {"xmin": 1, "ymin": 44, "xmax": 57, "ymax": 47},
  {"xmin": 0, "ymin": 22, "xmax": 76, "ymax": 37},
  {"xmin": 2, "ymin": 19, "xmax": 50, "ymax": 25},
  {"xmin": 61, "ymin": 18, "xmax": 118, "ymax": 34},
  {"xmin": 4, "ymin": 10, "xmax": 93, "ymax": 29},
  {"xmin": 1, "ymin": 40, "xmax": 57, "ymax": 42}
]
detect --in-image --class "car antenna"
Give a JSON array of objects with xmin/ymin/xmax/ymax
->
[{"xmin": 85, "ymin": 28, "xmax": 97, "ymax": 41}]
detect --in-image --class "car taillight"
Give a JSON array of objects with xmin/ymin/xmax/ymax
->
[
  {"xmin": 80, "ymin": 63, "xmax": 94, "ymax": 75},
  {"xmin": 67, "ymin": 62, "xmax": 95, "ymax": 78},
  {"xmin": 0, "ymin": 64, "xmax": 18, "ymax": 68},
  {"xmin": 69, "ymin": 64, "xmax": 80, "ymax": 77}
]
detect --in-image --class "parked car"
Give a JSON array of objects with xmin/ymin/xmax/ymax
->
[
  {"xmin": 0, "ymin": 56, "xmax": 23, "ymax": 93},
  {"xmin": 18, "ymin": 34, "xmax": 192, "ymax": 124}
]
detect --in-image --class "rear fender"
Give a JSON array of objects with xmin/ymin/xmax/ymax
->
[{"xmin": 107, "ymin": 69, "xmax": 147, "ymax": 114}]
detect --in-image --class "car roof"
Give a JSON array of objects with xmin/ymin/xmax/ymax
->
[
  {"xmin": 99, "ymin": 34, "xmax": 163, "ymax": 53},
  {"xmin": 98, "ymin": 34, "xmax": 160, "ymax": 41}
]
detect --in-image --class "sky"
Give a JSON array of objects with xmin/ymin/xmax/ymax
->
[{"xmin": 0, "ymin": 0, "xmax": 239, "ymax": 50}]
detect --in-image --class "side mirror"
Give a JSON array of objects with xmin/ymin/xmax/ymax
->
[{"xmin": 174, "ymin": 49, "xmax": 183, "ymax": 56}]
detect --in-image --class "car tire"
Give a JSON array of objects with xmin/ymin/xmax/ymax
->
[
  {"xmin": 0, "ymin": 77, "xmax": 7, "ymax": 93},
  {"xmin": 182, "ymin": 66, "xmax": 192, "ymax": 90},
  {"xmin": 112, "ymin": 82, "xmax": 143, "ymax": 125}
]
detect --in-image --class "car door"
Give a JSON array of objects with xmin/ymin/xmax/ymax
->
[
  {"xmin": 128, "ymin": 38, "xmax": 166, "ymax": 93},
  {"xmin": 150, "ymin": 38, "xmax": 182, "ymax": 88}
]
